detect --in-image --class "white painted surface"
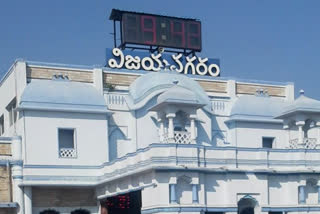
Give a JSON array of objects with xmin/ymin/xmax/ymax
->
[{"xmin": 2, "ymin": 61, "xmax": 320, "ymax": 214}]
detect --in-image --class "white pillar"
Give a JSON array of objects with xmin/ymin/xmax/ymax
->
[
  {"xmin": 190, "ymin": 115, "xmax": 196, "ymax": 143},
  {"xmin": 159, "ymin": 119, "xmax": 164, "ymax": 142},
  {"xmin": 318, "ymin": 186, "xmax": 320, "ymax": 204},
  {"xmin": 24, "ymin": 186, "xmax": 32, "ymax": 214},
  {"xmin": 12, "ymin": 166, "xmax": 24, "ymax": 214},
  {"xmin": 167, "ymin": 113, "xmax": 175, "ymax": 142},
  {"xmin": 296, "ymin": 121, "xmax": 305, "ymax": 145},
  {"xmin": 12, "ymin": 136, "xmax": 22, "ymax": 160},
  {"xmin": 169, "ymin": 184, "xmax": 177, "ymax": 204},
  {"xmin": 298, "ymin": 186, "xmax": 306, "ymax": 204},
  {"xmin": 93, "ymin": 68, "xmax": 103, "ymax": 95},
  {"xmin": 11, "ymin": 136, "xmax": 24, "ymax": 214},
  {"xmin": 192, "ymin": 184, "xmax": 198, "ymax": 203}
]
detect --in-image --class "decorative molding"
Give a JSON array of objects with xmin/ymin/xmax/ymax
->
[
  {"xmin": 262, "ymin": 206, "xmax": 320, "ymax": 212},
  {"xmin": 236, "ymin": 83, "xmax": 286, "ymax": 97},
  {"xmin": 141, "ymin": 206, "xmax": 237, "ymax": 214},
  {"xmin": 27, "ymin": 66, "xmax": 93, "ymax": 83}
]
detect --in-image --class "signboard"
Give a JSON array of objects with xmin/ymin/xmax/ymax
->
[
  {"xmin": 106, "ymin": 48, "xmax": 220, "ymax": 77},
  {"xmin": 104, "ymin": 191, "xmax": 141, "ymax": 214}
]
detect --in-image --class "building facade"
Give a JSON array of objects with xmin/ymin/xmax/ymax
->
[{"xmin": 0, "ymin": 60, "xmax": 319, "ymax": 214}]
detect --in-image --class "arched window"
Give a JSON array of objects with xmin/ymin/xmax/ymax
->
[
  {"xmin": 238, "ymin": 195, "xmax": 258, "ymax": 214},
  {"xmin": 71, "ymin": 209, "xmax": 91, "ymax": 214},
  {"xmin": 39, "ymin": 209, "xmax": 60, "ymax": 214},
  {"xmin": 174, "ymin": 111, "xmax": 188, "ymax": 132}
]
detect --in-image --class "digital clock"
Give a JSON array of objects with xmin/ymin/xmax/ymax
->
[{"xmin": 110, "ymin": 9, "xmax": 202, "ymax": 52}]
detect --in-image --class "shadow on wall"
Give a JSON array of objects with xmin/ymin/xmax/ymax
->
[
  {"xmin": 176, "ymin": 175, "xmax": 192, "ymax": 204},
  {"xmin": 197, "ymin": 122, "xmax": 211, "ymax": 145},
  {"xmin": 109, "ymin": 127, "xmax": 126, "ymax": 161}
]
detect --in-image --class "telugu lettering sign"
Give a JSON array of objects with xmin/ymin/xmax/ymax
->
[{"xmin": 106, "ymin": 48, "xmax": 220, "ymax": 77}]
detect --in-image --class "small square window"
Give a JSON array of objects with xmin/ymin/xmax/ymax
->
[
  {"xmin": 0, "ymin": 115, "xmax": 4, "ymax": 136},
  {"xmin": 58, "ymin": 129, "xmax": 76, "ymax": 158},
  {"xmin": 262, "ymin": 137, "xmax": 274, "ymax": 148}
]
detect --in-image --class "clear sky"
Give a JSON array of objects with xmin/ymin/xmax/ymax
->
[{"xmin": 1, "ymin": 0, "xmax": 319, "ymax": 99}]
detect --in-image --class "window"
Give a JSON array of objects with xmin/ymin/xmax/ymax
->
[
  {"xmin": 6, "ymin": 98, "xmax": 17, "ymax": 126},
  {"xmin": 58, "ymin": 128, "xmax": 76, "ymax": 158},
  {"xmin": 0, "ymin": 115, "xmax": 4, "ymax": 136},
  {"xmin": 262, "ymin": 137, "xmax": 274, "ymax": 148}
]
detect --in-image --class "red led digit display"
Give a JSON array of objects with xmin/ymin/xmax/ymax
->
[
  {"xmin": 141, "ymin": 16, "xmax": 156, "ymax": 45},
  {"xmin": 170, "ymin": 20, "xmax": 185, "ymax": 48},
  {"xmin": 104, "ymin": 190, "xmax": 142, "ymax": 214},
  {"xmin": 120, "ymin": 12, "xmax": 202, "ymax": 51},
  {"xmin": 122, "ymin": 14, "xmax": 139, "ymax": 43},
  {"xmin": 187, "ymin": 21, "xmax": 201, "ymax": 50}
]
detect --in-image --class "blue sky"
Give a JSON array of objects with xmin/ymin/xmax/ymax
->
[{"xmin": 1, "ymin": 0, "xmax": 320, "ymax": 99}]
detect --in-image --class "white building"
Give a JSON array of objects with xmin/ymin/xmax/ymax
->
[{"xmin": 0, "ymin": 59, "xmax": 320, "ymax": 214}]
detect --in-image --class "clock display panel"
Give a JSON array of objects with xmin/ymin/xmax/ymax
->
[{"xmin": 121, "ymin": 12, "xmax": 202, "ymax": 51}]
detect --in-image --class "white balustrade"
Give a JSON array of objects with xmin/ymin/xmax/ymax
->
[
  {"xmin": 289, "ymin": 138, "xmax": 318, "ymax": 149},
  {"xmin": 174, "ymin": 131, "xmax": 191, "ymax": 144},
  {"xmin": 106, "ymin": 93, "xmax": 128, "ymax": 110},
  {"xmin": 162, "ymin": 131, "xmax": 192, "ymax": 144},
  {"xmin": 59, "ymin": 148, "xmax": 77, "ymax": 158}
]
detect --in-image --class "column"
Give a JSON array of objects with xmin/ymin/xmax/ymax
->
[
  {"xmin": 166, "ymin": 113, "xmax": 175, "ymax": 143},
  {"xmin": 192, "ymin": 184, "xmax": 198, "ymax": 203},
  {"xmin": 318, "ymin": 186, "xmax": 320, "ymax": 204},
  {"xmin": 227, "ymin": 80, "xmax": 236, "ymax": 99},
  {"xmin": 190, "ymin": 115, "xmax": 196, "ymax": 143},
  {"xmin": 169, "ymin": 184, "xmax": 177, "ymax": 204},
  {"xmin": 12, "ymin": 166, "xmax": 24, "ymax": 214},
  {"xmin": 159, "ymin": 119, "xmax": 164, "ymax": 142},
  {"xmin": 11, "ymin": 136, "xmax": 24, "ymax": 214},
  {"xmin": 24, "ymin": 186, "xmax": 32, "ymax": 214},
  {"xmin": 298, "ymin": 186, "xmax": 305, "ymax": 204},
  {"xmin": 296, "ymin": 121, "xmax": 305, "ymax": 145},
  {"xmin": 283, "ymin": 120, "xmax": 290, "ymax": 148},
  {"xmin": 93, "ymin": 68, "xmax": 103, "ymax": 95}
]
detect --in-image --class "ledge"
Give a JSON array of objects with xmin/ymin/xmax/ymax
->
[{"xmin": 0, "ymin": 202, "xmax": 18, "ymax": 208}]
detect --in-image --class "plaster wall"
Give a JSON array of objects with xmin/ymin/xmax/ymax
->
[
  {"xmin": 234, "ymin": 122, "xmax": 285, "ymax": 148},
  {"xmin": 108, "ymin": 110, "xmax": 136, "ymax": 160},
  {"xmin": 136, "ymin": 97, "xmax": 160, "ymax": 148},
  {"xmin": 23, "ymin": 110, "xmax": 108, "ymax": 166},
  {"xmin": 196, "ymin": 109, "xmax": 212, "ymax": 146},
  {"xmin": 0, "ymin": 62, "xmax": 24, "ymax": 137}
]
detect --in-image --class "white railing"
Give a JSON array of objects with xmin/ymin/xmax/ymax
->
[
  {"xmin": 107, "ymin": 94, "xmax": 126, "ymax": 106},
  {"xmin": 106, "ymin": 93, "xmax": 128, "ymax": 110},
  {"xmin": 304, "ymin": 138, "xmax": 317, "ymax": 149},
  {"xmin": 289, "ymin": 138, "xmax": 318, "ymax": 149},
  {"xmin": 60, "ymin": 148, "xmax": 77, "ymax": 158},
  {"xmin": 162, "ymin": 131, "xmax": 192, "ymax": 144},
  {"xmin": 174, "ymin": 131, "xmax": 191, "ymax": 144}
]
